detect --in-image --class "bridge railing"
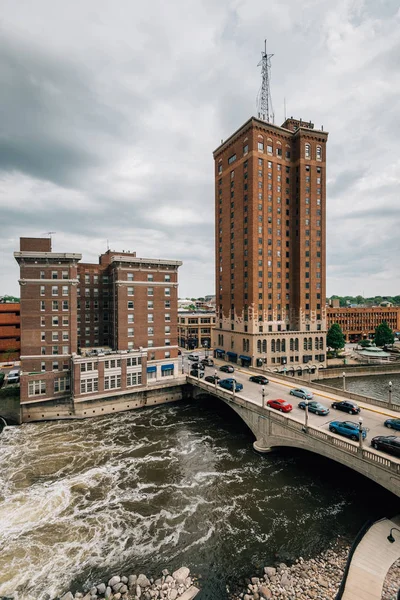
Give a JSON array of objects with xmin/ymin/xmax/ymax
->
[{"xmin": 188, "ymin": 376, "xmax": 400, "ymax": 476}]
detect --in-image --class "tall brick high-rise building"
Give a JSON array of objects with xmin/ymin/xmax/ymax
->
[
  {"xmin": 15, "ymin": 238, "xmax": 182, "ymax": 407},
  {"xmin": 212, "ymin": 116, "xmax": 328, "ymax": 369}
]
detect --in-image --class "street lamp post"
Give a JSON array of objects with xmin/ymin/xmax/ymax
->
[
  {"xmin": 261, "ymin": 385, "xmax": 266, "ymax": 409},
  {"xmin": 232, "ymin": 380, "xmax": 236, "ymax": 400},
  {"xmin": 214, "ymin": 369, "xmax": 218, "ymax": 391},
  {"xmin": 358, "ymin": 416, "xmax": 364, "ymax": 451},
  {"xmin": 389, "ymin": 381, "xmax": 393, "ymax": 407},
  {"xmin": 204, "ymin": 341, "xmax": 208, "ymax": 358},
  {"xmin": 304, "ymin": 399, "xmax": 309, "ymax": 433},
  {"xmin": 342, "ymin": 371, "xmax": 346, "ymax": 392}
]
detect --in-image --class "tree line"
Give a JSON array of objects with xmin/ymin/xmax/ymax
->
[{"xmin": 328, "ymin": 295, "xmax": 400, "ymax": 307}]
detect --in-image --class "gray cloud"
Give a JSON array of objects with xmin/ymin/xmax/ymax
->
[{"xmin": 1, "ymin": 0, "xmax": 400, "ymax": 299}]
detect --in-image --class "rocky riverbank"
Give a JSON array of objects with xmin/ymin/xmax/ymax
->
[
  {"xmin": 228, "ymin": 544, "xmax": 400, "ymax": 600},
  {"xmin": 58, "ymin": 567, "xmax": 199, "ymax": 600}
]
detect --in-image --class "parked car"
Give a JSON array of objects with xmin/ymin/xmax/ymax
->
[
  {"xmin": 289, "ymin": 387, "xmax": 313, "ymax": 400},
  {"xmin": 370, "ymin": 435, "xmax": 400, "ymax": 458},
  {"xmin": 266, "ymin": 399, "xmax": 293, "ymax": 413},
  {"xmin": 331, "ymin": 400, "xmax": 360, "ymax": 415},
  {"xmin": 190, "ymin": 369, "xmax": 204, "ymax": 378},
  {"xmin": 218, "ymin": 378, "xmax": 243, "ymax": 392},
  {"xmin": 204, "ymin": 375, "xmax": 220, "ymax": 384},
  {"xmin": 329, "ymin": 420, "xmax": 367, "ymax": 441},
  {"xmin": 201, "ymin": 358, "xmax": 214, "ymax": 367},
  {"xmin": 384, "ymin": 418, "xmax": 400, "ymax": 431},
  {"xmin": 298, "ymin": 401, "xmax": 329, "ymax": 416},
  {"xmin": 220, "ymin": 365, "xmax": 234, "ymax": 373},
  {"xmin": 7, "ymin": 370, "xmax": 20, "ymax": 384},
  {"xmin": 191, "ymin": 362, "xmax": 205, "ymax": 371},
  {"xmin": 249, "ymin": 375, "xmax": 269, "ymax": 385},
  {"xmin": 188, "ymin": 354, "xmax": 199, "ymax": 361}
]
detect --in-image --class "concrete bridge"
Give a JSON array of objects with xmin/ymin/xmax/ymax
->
[{"xmin": 188, "ymin": 376, "xmax": 400, "ymax": 497}]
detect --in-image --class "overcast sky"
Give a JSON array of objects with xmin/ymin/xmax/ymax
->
[{"xmin": 1, "ymin": 0, "xmax": 400, "ymax": 299}]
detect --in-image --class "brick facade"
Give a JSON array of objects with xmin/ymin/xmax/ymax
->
[
  {"xmin": 212, "ymin": 116, "xmax": 328, "ymax": 369},
  {"xmin": 0, "ymin": 302, "xmax": 21, "ymax": 360},
  {"xmin": 327, "ymin": 306, "xmax": 400, "ymax": 341},
  {"xmin": 14, "ymin": 238, "xmax": 182, "ymax": 405}
]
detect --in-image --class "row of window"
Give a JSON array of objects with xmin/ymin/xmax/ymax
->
[
  {"xmin": 40, "ymin": 286, "xmax": 69, "ymax": 297},
  {"xmin": 41, "ymin": 331, "xmax": 69, "ymax": 341},
  {"xmin": 41, "ymin": 316, "xmax": 69, "ymax": 327},
  {"xmin": 41, "ymin": 346, "xmax": 69, "ymax": 355},
  {"xmin": 28, "ymin": 377, "xmax": 70, "ymax": 397},
  {"xmin": 125, "ymin": 287, "xmax": 171, "ymax": 297},
  {"xmin": 39, "ymin": 271, "xmax": 69, "ymax": 280},
  {"xmin": 40, "ymin": 300, "xmax": 69, "ymax": 311}
]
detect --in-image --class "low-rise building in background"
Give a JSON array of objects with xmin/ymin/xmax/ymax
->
[
  {"xmin": 327, "ymin": 305, "xmax": 400, "ymax": 341},
  {"xmin": 0, "ymin": 302, "xmax": 21, "ymax": 361},
  {"xmin": 178, "ymin": 311, "xmax": 216, "ymax": 350}
]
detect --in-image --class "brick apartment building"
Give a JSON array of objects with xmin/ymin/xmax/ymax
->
[
  {"xmin": 14, "ymin": 237, "xmax": 182, "ymax": 405},
  {"xmin": 212, "ymin": 116, "xmax": 328, "ymax": 368},
  {"xmin": 327, "ymin": 306, "xmax": 400, "ymax": 341},
  {"xmin": 178, "ymin": 311, "xmax": 216, "ymax": 350},
  {"xmin": 0, "ymin": 302, "xmax": 21, "ymax": 360}
]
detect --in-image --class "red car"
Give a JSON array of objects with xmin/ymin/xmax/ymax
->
[{"xmin": 266, "ymin": 399, "xmax": 293, "ymax": 413}]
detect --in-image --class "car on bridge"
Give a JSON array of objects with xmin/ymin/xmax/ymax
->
[
  {"xmin": 370, "ymin": 435, "xmax": 400, "ymax": 458},
  {"xmin": 329, "ymin": 420, "xmax": 367, "ymax": 441},
  {"xmin": 331, "ymin": 400, "xmax": 361, "ymax": 415},
  {"xmin": 249, "ymin": 375, "xmax": 269, "ymax": 385},
  {"xmin": 266, "ymin": 399, "xmax": 293, "ymax": 413},
  {"xmin": 218, "ymin": 378, "xmax": 243, "ymax": 392},
  {"xmin": 289, "ymin": 387, "xmax": 313, "ymax": 400},
  {"xmin": 204, "ymin": 374, "xmax": 220, "ymax": 384},
  {"xmin": 384, "ymin": 418, "xmax": 400, "ymax": 431},
  {"xmin": 191, "ymin": 362, "xmax": 205, "ymax": 371},
  {"xmin": 298, "ymin": 401, "xmax": 329, "ymax": 416},
  {"xmin": 220, "ymin": 365, "xmax": 235, "ymax": 373},
  {"xmin": 201, "ymin": 358, "xmax": 214, "ymax": 367},
  {"xmin": 190, "ymin": 369, "xmax": 204, "ymax": 378},
  {"xmin": 188, "ymin": 354, "xmax": 200, "ymax": 361}
]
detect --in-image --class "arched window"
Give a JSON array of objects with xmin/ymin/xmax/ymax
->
[
  {"xmin": 243, "ymin": 338, "xmax": 246, "ymax": 351},
  {"xmin": 303, "ymin": 338, "xmax": 307, "ymax": 350},
  {"xmin": 308, "ymin": 337, "xmax": 312, "ymax": 350},
  {"xmin": 320, "ymin": 337, "xmax": 324, "ymax": 350},
  {"xmin": 262, "ymin": 340, "xmax": 267, "ymax": 353},
  {"xmin": 316, "ymin": 145, "xmax": 322, "ymax": 161},
  {"xmin": 282, "ymin": 339, "xmax": 286, "ymax": 352},
  {"xmin": 315, "ymin": 337, "xmax": 319, "ymax": 350},
  {"xmin": 246, "ymin": 339, "xmax": 250, "ymax": 352},
  {"xmin": 290, "ymin": 338, "xmax": 294, "ymax": 351},
  {"xmin": 305, "ymin": 143, "xmax": 311, "ymax": 159},
  {"xmin": 295, "ymin": 338, "xmax": 299, "ymax": 351},
  {"xmin": 257, "ymin": 340, "xmax": 262, "ymax": 353},
  {"xmin": 271, "ymin": 339, "xmax": 275, "ymax": 352},
  {"xmin": 276, "ymin": 339, "xmax": 281, "ymax": 352}
]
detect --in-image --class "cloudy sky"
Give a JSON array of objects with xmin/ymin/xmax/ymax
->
[{"xmin": 1, "ymin": 0, "xmax": 400, "ymax": 299}]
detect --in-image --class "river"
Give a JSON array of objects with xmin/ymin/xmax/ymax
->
[{"xmin": 0, "ymin": 393, "xmax": 398, "ymax": 600}]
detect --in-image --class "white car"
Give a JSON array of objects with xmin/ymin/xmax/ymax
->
[
  {"xmin": 188, "ymin": 354, "xmax": 199, "ymax": 361},
  {"xmin": 7, "ymin": 370, "xmax": 20, "ymax": 384}
]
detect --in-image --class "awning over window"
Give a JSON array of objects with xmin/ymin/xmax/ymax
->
[
  {"xmin": 239, "ymin": 355, "xmax": 251, "ymax": 361},
  {"xmin": 147, "ymin": 366, "xmax": 157, "ymax": 372},
  {"xmin": 215, "ymin": 348, "xmax": 225, "ymax": 353},
  {"xmin": 227, "ymin": 352, "xmax": 237, "ymax": 357},
  {"xmin": 161, "ymin": 364, "xmax": 174, "ymax": 371}
]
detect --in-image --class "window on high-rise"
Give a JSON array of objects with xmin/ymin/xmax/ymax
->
[
  {"xmin": 316, "ymin": 146, "xmax": 322, "ymax": 160},
  {"xmin": 258, "ymin": 142, "xmax": 264, "ymax": 152},
  {"xmin": 305, "ymin": 144, "xmax": 311, "ymax": 158}
]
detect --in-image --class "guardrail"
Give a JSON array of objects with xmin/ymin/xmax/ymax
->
[{"xmin": 188, "ymin": 376, "xmax": 400, "ymax": 477}]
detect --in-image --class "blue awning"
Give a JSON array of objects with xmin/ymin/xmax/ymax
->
[
  {"xmin": 227, "ymin": 352, "xmax": 237, "ymax": 357},
  {"xmin": 239, "ymin": 355, "xmax": 251, "ymax": 361},
  {"xmin": 215, "ymin": 348, "xmax": 225, "ymax": 353},
  {"xmin": 147, "ymin": 366, "xmax": 157, "ymax": 372},
  {"xmin": 161, "ymin": 364, "xmax": 174, "ymax": 371}
]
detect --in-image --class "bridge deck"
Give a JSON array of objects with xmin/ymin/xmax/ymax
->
[{"xmin": 342, "ymin": 516, "xmax": 400, "ymax": 600}]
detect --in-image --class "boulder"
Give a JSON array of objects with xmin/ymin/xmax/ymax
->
[
  {"xmin": 280, "ymin": 572, "xmax": 292, "ymax": 588},
  {"xmin": 61, "ymin": 593, "xmax": 74, "ymax": 600},
  {"xmin": 105, "ymin": 587, "xmax": 112, "ymax": 600},
  {"xmin": 137, "ymin": 574, "xmax": 151, "ymax": 588},
  {"xmin": 136, "ymin": 584, "xmax": 142, "ymax": 598},
  {"xmin": 128, "ymin": 575, "xmax": 137, "ymax": 589},
  {"xmin": 108, "ymin": 576, "xmax": 121, "ymax": 587},
  {"xmin": 170, "ymin": 591, "xmax": 178, "ymax": 600},
  {"xmin": 264, "ymin": 567, "xmax": 276, "ymax": 578},
  {"xmin": 96, "ymin": 583, "xmax": 106, "ymax": 595},
  {"xmin": 318, "ymin": 575, "xmax": 329, "ymax": 589},
  {"xmin": 165, "ymin": 575, "xmax": 174, "ymax": 584},
  {"xmin": 162, "ymin": 569, "xmax": 169, "ymax": 577},
  {"xmin": 259, "ymin": 586, "xmax": 272, "ymax": 599},
  {"xmin": 121, "ymin": 576, "xmax": 128, "ymax": 584},
  {"xmin": 172, "ymin": 567, "xmax": 190, "ymax": 584},
  {"xmin": 251, "ymin": 577, "xmax": 260, "ymax": 585}
]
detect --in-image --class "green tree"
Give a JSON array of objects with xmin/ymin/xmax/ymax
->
[
  {"xmin": 327, "ymin": 323, "xmax": 346, "ymax": 356},
  {"xmin": 374, "ymin": 321, "xmax": 394, "ymax": 348}
]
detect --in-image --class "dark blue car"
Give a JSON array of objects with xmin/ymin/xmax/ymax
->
[
  {"xmin": 384, "ymin": 418, "xmax": 400, "ymax": 431},
  {"xmin": 218, "ymin": 378, "xmax": 243, "ymax": 392},
  {"xmin": 329, "ymin": 420, "xmax": 367, "ymax": 441},
  {"xmin": 298, "ymin": 401, "xmax": 329, "ymax": 416}
]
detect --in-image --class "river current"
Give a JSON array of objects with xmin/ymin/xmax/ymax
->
[{"xmin": 0, "ymin": 395, "xmax": 398, "ymax": 600}]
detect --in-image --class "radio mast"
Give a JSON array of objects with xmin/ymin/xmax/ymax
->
[{"xmin": 257, "ymin": 40, "xmax": 274, "ymax": 124}]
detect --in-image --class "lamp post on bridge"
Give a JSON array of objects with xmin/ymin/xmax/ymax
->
[
  {"xmin": 304, "ymin": 399, "xmax": 309, "ymax": 433},
  {"xmin": 261, "ymin": 385, "xmax": 266, "ymax": 409},
  {"xmin": 388, "ymin": 381, "xmax": 393, "ymax": 407},
  {"xmin": 358, "ymin": 416, "xmax": 364, "ymax": 451},
  {"xmin": 214, "ymin": 369, "xmax": 218, "ymax": 391},
  {"xmin": 342, "ymin": 371, "xmax": 346, "ymax": 392}
]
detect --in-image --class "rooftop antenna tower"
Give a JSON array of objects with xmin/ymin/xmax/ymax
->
[{"xmin": 257, "ymin": 40, "xmax": 274, "ymax": 124}]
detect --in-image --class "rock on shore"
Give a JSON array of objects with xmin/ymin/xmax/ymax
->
[
  {"xmin": 58, "ymin": 567, "xmax": 199, "ymax": 600},
  {"xmin": 229, "ymin": 545, "xmax": 400, "ymax": 600}
]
